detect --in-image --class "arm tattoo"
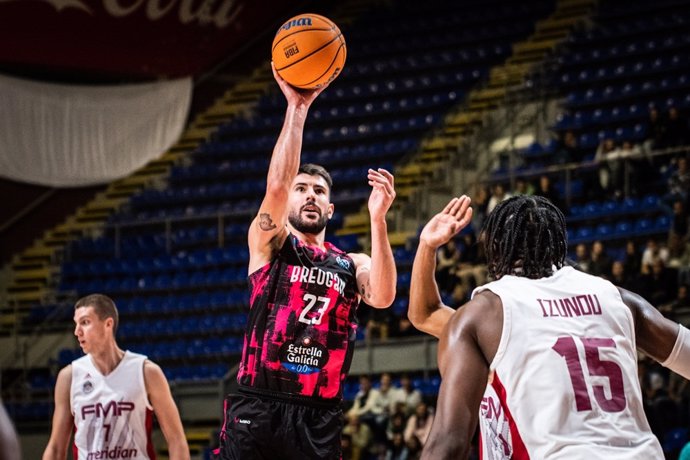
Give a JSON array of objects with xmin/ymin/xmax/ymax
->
[{"xmin": 259, "ymin": 213, "xmax": 277, "ymax": 231}]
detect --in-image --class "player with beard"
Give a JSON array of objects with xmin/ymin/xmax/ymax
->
[{"xmin": 214, "ymin": 64, "xmax": 397, "ymax": 460}]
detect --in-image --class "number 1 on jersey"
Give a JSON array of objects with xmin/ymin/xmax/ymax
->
[
  {"xmin": 553, "ymin": 336, "xmax": 626, "ymax": 413},
  {"xmin": 299, "ymin": 294, "xmax": 330, "ymax": 325}
]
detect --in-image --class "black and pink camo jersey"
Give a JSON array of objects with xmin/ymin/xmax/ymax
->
[{"xmin": 238, "ymin": 233, "xmax": 360, "ymax": 400}]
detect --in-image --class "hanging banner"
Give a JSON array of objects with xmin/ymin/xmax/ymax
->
[{"xmin": 0, "ymin": 0, "xmax": 301, "ymax": 78}]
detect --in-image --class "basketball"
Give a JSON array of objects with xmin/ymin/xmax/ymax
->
[{"xmin": 271, "ymin": 13, "xmax": 347, "ymax": 90}]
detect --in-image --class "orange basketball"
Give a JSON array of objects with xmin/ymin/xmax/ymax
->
[{"xmin": 272, "ymin": 13, "xmax": 347, "ymax": 90}]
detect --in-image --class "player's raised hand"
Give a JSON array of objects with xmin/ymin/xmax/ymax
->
[
  {"xmin": 419, "ymin": 196, "xmax": 473, "ymax": 249},
  {"xmin": 367, "ymin": 168, "xmax": 396, "ymax": 221},
  {"xmin": 271, "ymin": 61, "xmax": 328, "ymax": 108}
]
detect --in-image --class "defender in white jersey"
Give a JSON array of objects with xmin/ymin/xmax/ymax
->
[
  {"xmin": 408, "ymin": 195, "xmax": 690, "ymax": 460},
  {"xmin": 43, "ymin": 294, "xmax": 189, "ymax": 460}
]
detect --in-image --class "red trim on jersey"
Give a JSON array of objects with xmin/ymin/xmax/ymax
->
[
  {"xmin": 146, "ymin": 408, "xmax": 156, "ymax": 459},
  {"xmin": 492, "ymin": 372, "xmax": 530, "ymax": 460},
  {"xmin": 72, "ymin": 424, "xmax": 79, "ymax": 459}
]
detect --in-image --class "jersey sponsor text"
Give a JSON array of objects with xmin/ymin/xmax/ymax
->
[{"xmin": 289, "ymin": 265, "xmax": 346, "ymax": 295}]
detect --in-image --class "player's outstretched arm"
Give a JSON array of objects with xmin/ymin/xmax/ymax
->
[
  {"xmin": 42, "ymin": 366, "xmax": 73, "ymax": 460},
  {"xmin": 620, "ymin": 287, "xmax": 690, "ymax": 380},
  {"xmin": 409, "ymin": 196, "xmax": 472, "ymax": 338},
  {"xmin": 421, "ymin": 297, "xmax": 491, "ymax": 460},
  {"xmin": 144, "ymin": 361, "xmax": 190, "ymax": 460},
  {"xmin": 247, "ymin": 63, "xmax": 329, "ymax": 273},
  {"xmin": 350, "ymin": 169, "xmax": 397, "ymax": 308}
]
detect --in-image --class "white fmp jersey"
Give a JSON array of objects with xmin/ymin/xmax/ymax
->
[
  {"xmin": 70, "ymin": 351, "xmax": 155, "ymax": 460},
  {"xmin": 472, "ymin": 266, "xmax": 663, "ymax": 460}
]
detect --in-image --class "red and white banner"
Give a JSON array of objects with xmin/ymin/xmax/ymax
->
[{"xmin": 0, "ymin": 0, "xmax": 301, "ymax": 78}]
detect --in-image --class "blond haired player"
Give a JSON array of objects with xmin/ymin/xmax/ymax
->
[{"xmin": 43, "ymin": 294, "xmax": 189, "ymax": 460}]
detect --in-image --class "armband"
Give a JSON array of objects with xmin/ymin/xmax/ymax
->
[{"xmin": 661, "ymin": 324, "xmax": 690, "ymax": 380}]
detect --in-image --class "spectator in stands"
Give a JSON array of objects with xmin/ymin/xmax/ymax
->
[
  {"xmin": 623, "ymin": 240, "xmax": 642, "ymax": 277},
  {"xmin": 639, "ymin": 259, "xmax": 677, "ymax": 306},
  {"xmin": 436, "ymin": 239, "xmax": 460, "ymax": 293},
  {"xmin": 589, "ymin": 240, "xmax": 613, "ymax": 278},
  {"xmin": 487, "ymin": 183, "xmax": 511, "ymax": 214},
  {"xmin": 404, "ymin": 402, "xmax": 434, "ymax": 456},
  {"xmin": 668, "ymin": 200, "xmax": 689, "ymax": 264},
  {"xmin": 659, "ymin": 284, "xmax": 690, "ymax": 322},
  {"xmin": 512, "ymin": 178, "xmax": 534, "ymax": 196},
  {"xmin": 386, "ymin": 432, "xmax": 410, "ymax": 460},
  {"xmin": 664, "ymin": 106, "xmax": 688, "ymax": 148},
  {"xmin": 455, "ymin": 232, "xmax": 486, "ymax": 291},
  {"xmin": 349, "ymin": 375, "xmax": 382, "ymax": 419},
  {"xmin": 367, "ymin": 373, "xmax": 398, "ymax": 445},
  {"xmin": 644, "ymin": 105, "xmax": 667, "ymax": 151},
  {"xmin": 642, "ymin": 239, "xmax": 670, "ymax": 273},
  {"xmin": 554, "ymin": 130, "xmax": 578, "ymax": 164},
  {"xmin": 342, "ymin": 414, "xmax": 373, "ymax": 460},
  {"xmin": 574, "ymin": 243, "xmax": 590, "ymax": 273},
  {"xmin": 664, "ymin": 156, "xmax": 690, "ymax": 212},
  {"xmin": 391, "ymin": 375, "xmax": 422, "ymax": 416},
  {"xmin": 534, "ymin": 174, "xmax": 563, "ymax": 210},
  {"xmin": 390, "ymin": 315, "xmax": 421, "ymax": 338},
  {"xmin": 470, "ymin": 185, "xmax": 489, "ymax": 234},
  {"xmin": 0, "ymin": 400, "xmax": 20, "ymax": 460},
  {"xmin": 364, "ymin": 306, "xmax": 393, "ymax": 341},
  {"xmin": 386, "ymin": 404, "xmax": 408, "ymax": 440},
  {"xmin": 610, "ymin": 260, "xmax": 636, "ymax": 291},
  {"xmin": 595, "ymin": 138, "xmax": 618, "ymax": 195}
]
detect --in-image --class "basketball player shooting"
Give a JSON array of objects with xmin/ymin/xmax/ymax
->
[
  {"xmin": 42, "ymin": 294, "xmax": 189, "ymax": 460},
  {"xmin": 214, "ymin": 64, "xmax": 397, "ymax": 460},
  {"xmin": 408, "ymin": 195, "xmax": 690, "ymax": 459}
]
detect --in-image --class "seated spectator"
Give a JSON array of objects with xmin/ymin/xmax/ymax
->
[
  {"xmin": 594, "ymin": 138, "xmax": 618, "ymax": 194},
  {"xmin": 663, "ymin": 106, "xmax": 688, "ymax": 148},
  {"xmin": 390, "ymin": 316, "xmax": 422, "ymax": 338},
  {"xmin": 664, "ymin": 156, "xmax": 690, "ymax": 212},
  {"xmin": 610, "ymin": 260, "xmax": 636, "ymax": 291},
  {"xmin": 386, "ymin": 404, "xmax": 408, "ymax": 440},
  {"xmin": 589, "ymin": 240, "xmax": 613, "ymax": 278},
  {"xmin": 535, "ymin": 174, "xmax": 563, "ymax": 210},
  {"xmin": 639, "ymin": 259, "xmax": 677, "ymax": 306},
  {"xmin": 641, "ymin": 239, "xmax": 670, "ymax": 273},
  {"xmin": 391, "ymin": 375, "xmax": 422, "ymax": 416},
  {"xmin": 470, "ymin": 184, "xmax": 489, "ymax": 233},
  {"xmin": 348, "ymin": 375, "xmax": 383, "ymax": 423},
  {"xmin": 669, "ymin": 200, "xmax": 689, "ymax": 264},
  {"xmin": 386, "ymin": 432, "xmax": 410, "ymax": 460},
  {"xmin": 574, "ymin": 243, "xmax": 590, "ymax": 273},
  {"xmin": 644, "ymin": 105, "xmax": 667, "ymax": 151},
  {"xmin": 512, "ymin": 178, "xmax": 534, "ymax": 196},
  {"xmin": 404, "ymin": 402, "xmax": 434, "ymax": 456},
  {"xmin": 487, "ymin": 183, "xmax": 512, "ymax": 214},
  {"xmin": 455, "ymin": 232, "xmax": 487, "ymax": 290},
  {"xmin": 343, "ymin": 414, "xmax": 373, "ymax": 460},
  {"xmin": 436, "ymin": 239, "xmax": 460, "ymax": 293},
  {"xmin": 659, "ymin": 284, "xmax": 690, "ymax": 321},
  {"xmin": 554, "ymin": 130, "xmax": 579, "ymax": 164},
  {"xmin": 623, "ymin": 240, "xmax": 642, "ymax": 277}
]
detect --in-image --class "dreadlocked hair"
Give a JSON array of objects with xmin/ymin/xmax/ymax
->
[{"xmin": 481, "ymin": 195, "xmax": 567, "ymax": 280}]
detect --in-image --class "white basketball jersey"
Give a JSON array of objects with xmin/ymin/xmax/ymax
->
[
  {"xmin": 472, "ymin": 266, "xmax": 663, "ymax": 459},
  {"xmin": 70, "ymin": 351, "xmax": 155, "ymax": 460}
]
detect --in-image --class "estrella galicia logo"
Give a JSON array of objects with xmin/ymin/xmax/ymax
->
[
  {"xmin": 279, "ymin": 337, "xmax": 329, "ymax": 374},
  {"xmin": 336, "ymin": 256, "xmax": 351, "ymax": 270},
  {"xmin": 82, "ymin": 381, "xmax": 93, "ymax": 394}
]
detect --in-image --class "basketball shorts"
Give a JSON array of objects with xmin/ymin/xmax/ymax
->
[{"xmin": 214, "ymin": 390, "xmax": 343, "ymax": 460}]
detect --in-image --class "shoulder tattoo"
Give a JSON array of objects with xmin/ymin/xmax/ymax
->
[{"xmin": 259, "ymin": 213, "xmax": 277, "ymax": 231}]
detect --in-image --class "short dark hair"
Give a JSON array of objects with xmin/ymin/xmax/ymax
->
[
  {"xmin": 298, "ymin": 163, "xmax": 333, "ymax": 191},
  {"xmin": 481, "ymin": 195, "xmax": 567, "ymax": 280},
  {"xmin": 74, "ymin": 293, "xmax": 119, "ymax": 334}
]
